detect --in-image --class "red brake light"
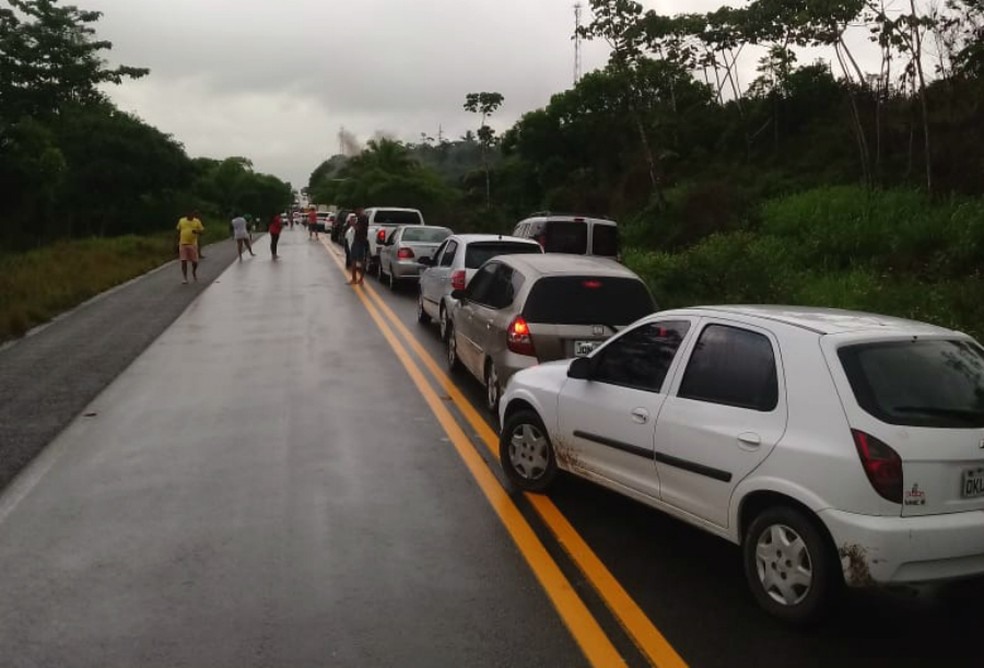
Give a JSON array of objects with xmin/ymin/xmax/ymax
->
[
  {"xmin": 397, "ymin": 247, "xmax": 414, "ymax": 259},
  {"xmin": 852, "ymin": 430, "xmax": 903, "ymax": 503},
  {"xmin": 582, "ymin": 280, "xmax": 602, "ymax": 289},
  {"xmin": 376, "ymin": 229, "xmax": 387, "ymax": 243},
  {"xmin": 507, "ymin": 316, "xmax": 536, "ymax": 357},
  {"xmin": 451, "ymin": 270, "xmax": 466, "ymax": 291}
]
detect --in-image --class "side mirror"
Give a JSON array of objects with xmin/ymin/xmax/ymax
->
[
  {"xmin": 567, "ymin": 356, "xmax": 593, "ymax": 380},
  {"xmin": 418, "ymin": 256, "xmax": 434, "ymax": 267},
  {"xmin": 450, "ymin": 289, "xmax": 468, "ymax": 301}
]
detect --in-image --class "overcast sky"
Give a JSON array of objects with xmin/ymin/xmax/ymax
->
[{"xmin": 85, "ymin": 0, "xmax": 878, "ymax": 188}]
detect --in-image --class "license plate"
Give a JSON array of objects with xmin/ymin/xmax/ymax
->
[
  {"xmin": 962, "ymin": 467, "xmax": 984, "ymax": 498},
  {"xmin": 574, "ymin": 340, "xmax": 600, "ymax": 357}
]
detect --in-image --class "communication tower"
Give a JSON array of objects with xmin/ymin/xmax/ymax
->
[{"xmin": 574, "ymin": 2, "xmax": 583, "ymax": 85}]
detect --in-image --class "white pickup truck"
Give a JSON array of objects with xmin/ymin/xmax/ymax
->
[{"xmin": 365, "ymin": 207, "xmax": 425, "ymax": 275}]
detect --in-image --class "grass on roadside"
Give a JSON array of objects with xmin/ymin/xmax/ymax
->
[{"xmin": 0, "ymin": 220, "xmax": 233, "ymax": 342}]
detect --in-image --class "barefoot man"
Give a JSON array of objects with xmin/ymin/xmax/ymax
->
[{"xmin": 176, "ymin": 211, "xmax": 204, "ymax": 283}]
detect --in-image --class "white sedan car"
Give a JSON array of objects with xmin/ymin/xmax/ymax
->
[{"xmin": 498, "ymin": 305, "xmax": 984, "ymax": 623}]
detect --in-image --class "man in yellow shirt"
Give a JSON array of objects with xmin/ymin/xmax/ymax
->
[{"xmin": 176, "ymin": 212, "xmax": 205, "ymax": 284}]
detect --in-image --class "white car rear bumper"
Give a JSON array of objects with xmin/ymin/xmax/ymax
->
[{"xmin": 819, "ymin": 508, "xmax": 984, "ymax": 586}]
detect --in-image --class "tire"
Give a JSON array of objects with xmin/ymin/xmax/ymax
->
[
  {"xmin": 446, "ymin": 322, "xmax": 462, "ymax": 373},
  {"xmin": 388, "ymin": 267, "xmax": 397, "ymax": 291},
  {"xmin": 417, "ymin": 293, "xmax": 431, "ymax": 324},
  {"xmin": 743, "ymin": 506, "xmax": 841, "ymax": 624},
  {"xmin": 499, "ymin": 409, "xmax": 558, "ymax": 493},
  {"xmin": 439, "ymin": 303, "xmax": 450, "ymax": 342},
  {"xmin": 485, "ymin": 360, "xmax": 501, "ymax": 414}
]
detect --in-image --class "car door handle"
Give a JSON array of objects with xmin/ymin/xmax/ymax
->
[
  {"xmin": 630, "ymin": 408, "xmax": 649, "ymax": 424},
  {"xmin": 737, "ymin": 432, "xmax": 762, "ymax": 448}
]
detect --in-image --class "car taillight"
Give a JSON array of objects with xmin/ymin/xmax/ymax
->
[
  {"xmin": 852, "ymin": 430, "xmax": 903, "ymax": 503},
  {"xmin": 507, "ymin": 316, "xmax": 536, "ymax": 357},
  {"xmin": 451, "ymin": 270, "xmax": 466, "ymax": 291},
  {"xmin": 376, "ymin": 229, "xmax": 387, "ymax": 243},
  {"xmin": 397, "ymin": 247, "xmax": 414, "ymax": 260}
]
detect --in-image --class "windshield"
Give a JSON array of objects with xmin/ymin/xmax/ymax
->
[
  {"xmin": 838, "ymin": 339, "xmax": 984, "ymax": 428},
  {"xmin": 523, "ymin": 276, "xmax": 655, "ymax": 326},
  {"xmin": 374, "ymin": 210, "xmax": 422, "ymax": 226},
  {"xmin": 402, "ymin": 227, "xmax": 451, "ymax": 243},
  {"xmin": 465, "ymin": 242, "xmax": 541, "ymax": 269}
]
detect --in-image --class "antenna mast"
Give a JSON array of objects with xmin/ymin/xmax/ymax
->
[{"xmin": 574, "ymin": 2, "xmax": 583, "ymax": 85}]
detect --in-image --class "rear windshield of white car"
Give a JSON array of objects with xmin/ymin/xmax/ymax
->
[
  {"xmin": 375, "ymin": 210, "xmax": 422, "ymax": 226},
  {"xmin": 465, "ymin": 242, "xmax": 541, "ymax": 269},
  {"xmin": 838, "ymin": 339, "xmax": 984, "ymax": 428},
  {"xmin": 542, "ymin": 221, "xmax": 588, "ymax": 254},
  {"xmin": 523, "ymin": 276, "xmax": 655, "ymax": 326},
  {"xmin": 402, "ymin": 227, "xmax": 450, "ymax": 243}
]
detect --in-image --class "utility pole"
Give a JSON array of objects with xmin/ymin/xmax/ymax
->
[{"xmin": 574, "ymin": 2, "xmax": 583, "ymax": 85}]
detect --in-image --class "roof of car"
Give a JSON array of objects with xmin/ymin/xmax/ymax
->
[
  {"xmin": 501, "ymin": 253, "xmax": 638, "ymax": 279},
  {"xmin": 516, "ymin": 214, "xmax": 617, "ymax": 226},
  {"xmin": 450, "ymin": 233, "xmax": 541, "ymax": 245},
  {"xmin": 663, "ymin": 305, "xmax": 957, "ymax": 336}
]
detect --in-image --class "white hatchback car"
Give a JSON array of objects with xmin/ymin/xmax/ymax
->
[{"xmin": 498, "ymin": 305, "xmax": 984, "ymax": 623}]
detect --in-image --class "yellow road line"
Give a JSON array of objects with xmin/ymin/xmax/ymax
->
[
  {"xmin": 325, "ymin": 242, "xmax": 686, "ymax": 668},
  {"xmin": 320, "ymin": 239, "xmax": 625, "ymax": 667}
]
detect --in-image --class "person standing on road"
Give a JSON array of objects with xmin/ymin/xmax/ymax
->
[
  {"xmin": 307, "ymin": 207, "xmax": 319, "ymax": 240},
  {"xmin": 343, "ymin": 211, "xmax": 357, "ymax": 268},
  {"xmin": 269, "ymin": 213, "xmax": 283, "ymax": 259},
  {"xmin": 231, "ymin": 213, "xmax": 256, "ymax": 261},
  {"xmin": 348, "ymin": 207, "xmax": 369, "ymax": 285},
  {"xmin": 176, "ymin": 212, "xmax": 204, "ymax": 284}
]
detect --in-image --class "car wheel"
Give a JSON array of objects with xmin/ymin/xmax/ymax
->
[
  {"xmin": 743, "ymin": 506, "xmax": 841, "ymax": 624},
  {"xmin": 417, "ymin": 293, "xmax": 431, "ymax": 324},
  {"xmin": 446, "ymin": 322, "xmax": 461, "ymax": 373},
  {"xmin": 388, "ymin": 267, "xmax": 397, "ymax": 291},
  {"xmin": 439, "ymin": 303, "xmax": 449, "ymax": 342},
  {"xmin": 485, "ymin": 360, "xmax": 501, "ymax": 414},
  {"xmin": 499, "ymin": 409, "xmax": 557, "ymax": 493}
]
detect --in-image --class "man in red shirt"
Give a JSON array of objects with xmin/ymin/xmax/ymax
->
[
  {"xmin": 307, "ymin": 207, "xmax": 319, "ymax": 240},
  {"xmin": 269, "ymin": 214, "xmax": 284, "ymax": 258}
]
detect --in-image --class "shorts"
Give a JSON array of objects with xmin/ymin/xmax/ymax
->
[
  {"xmin": 179, "ymin": 244, "xmax": 199, "ymax": 262},
  {"xmin": 234, "ymin": 231, "xmax": 249, "ymax": 240},
  {"xmin": 350, "ymin": 239, "xmax": 368, "ymax": 264}
]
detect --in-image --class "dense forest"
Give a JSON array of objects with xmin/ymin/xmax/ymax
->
[{"xmin": 0, "ymin": 0, "xmax": 293, "ymax": 252}]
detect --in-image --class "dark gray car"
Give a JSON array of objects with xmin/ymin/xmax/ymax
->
[{"xmin": 446, "ymin": 254, "xmax": 656, "ymax": 413}]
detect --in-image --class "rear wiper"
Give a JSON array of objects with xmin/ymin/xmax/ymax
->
[{"xmin": 892, "ymin": 406, "xmax": 984, "ymax": 422}]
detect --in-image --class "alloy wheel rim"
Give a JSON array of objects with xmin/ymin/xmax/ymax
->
[
  {"xmin": 754, "ymin": 523, "xmax": 814, "ymax": 607},
  {"xmin": 508, "ymin": 423, "xmax": 549, "ymax": 481},
  {"xmin": 448, "ymin": 330, "xmax": 456, "ymax": 366},
  {"xmin": 440, "ymin": 308, "xmax": 448, "ymax": 339},
  {"xmin": 487, "ymin": 364, "xmax": 499, "ymax": 410}
]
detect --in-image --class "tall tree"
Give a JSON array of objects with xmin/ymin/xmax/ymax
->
[{"xmin": 463, "ymin": 91, "xmax": 504, "ymax": 208}]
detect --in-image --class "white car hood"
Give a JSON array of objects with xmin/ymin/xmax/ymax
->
[{"xmin": 508, "ymin": 359, "xmax": 571, "ymax": 392}]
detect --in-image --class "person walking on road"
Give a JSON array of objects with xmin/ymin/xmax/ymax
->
[
  {"xmin": 348, "ymin": 207, "xmax": 369, "ymax": 285},
  {"xmin": 231, "ymin": 213, "xmax": 256, "ymax": 261},
  {"xmin": 307, "ymin": 207, "xmax": 319, "ymax": 240},
  {"xmin": 176, "ymin": 212, "xmax": 204, "ymax": 284},
  {"xmin": 269, "ymin": 213, "xmax": 283, "ymax": 259}
]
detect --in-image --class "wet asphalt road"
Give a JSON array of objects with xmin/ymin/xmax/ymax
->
[
  {"xmin": 2, "ymin": 228, "xmax": 982, "ymax": 667},
  {"xmin": 0, "ymin": 231, "xmax": 583, "ymax": 667}
]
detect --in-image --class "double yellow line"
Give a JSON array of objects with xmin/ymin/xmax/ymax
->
[{"xmin": 320, "ymin": 239, "xmax": 686, "ymax": 668}]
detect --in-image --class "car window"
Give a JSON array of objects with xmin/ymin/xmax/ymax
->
[
  {"xmin": 523, "ymin": 276, "xmax": 655, "ymax": 326},
  {"xmin": 543, "ymin": 221, "xmax": 588, "ymax": 254},
  {"xmin": 403, "ymin": 227, "xmax": 451, "ymax": 243},
  {"xmin": 593, "ymin": 321, "xmax": 691, "ymax": 392},
  {"xmin": 467, "ymin": 262, "xmax": 499, "ymax": 303},
  {"xmin": 373, "ymin": 210, "xmax": 422, "ymax": 226},
  {"xmin": 838, "ymin": 339, "xmax": 984, "ymax": 428},
  {"xmin": 481, "ymin": 265, "xmax": 517, "ymax": 309},
  {"xmin": 464, "ymin": 242, "xmax": 541, "ymax": 269},
  {"xmin": 432, "ymin": 240, "xmax": 449, "ymax": 264},
  {"xmin": 440, "ymin": 240, "xmax": 458, "ymax": 267},
  {"xmin": 678, "ymin": 325, "xmax": 779, "ymax": 411},
  {"xmin": 592, "ymin": 225, "xmax": 619, "ymax": 257}
]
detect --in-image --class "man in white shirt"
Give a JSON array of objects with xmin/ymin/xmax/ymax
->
[{"xmin": 231, "ymin": 213, "xmax": 256, "ymax": 261}]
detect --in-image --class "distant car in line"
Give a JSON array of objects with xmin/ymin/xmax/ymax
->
[
  {"xmin": 512, "ymin": 212, "xmax": 619, "ymax": 260},
  {"xmin": 365, "ymin": 207, "xmax": 425, "ymax": 275},
  {"xmin": 446, "ymin": 254, "xmax": 656, "ymax": 413},
  {"xmin": 332, "ymin": 209, "xmax": 353, "ymax": 244},
  {"xmin": 497, "ymin": 305, "xmax": 984, "ymax": 624},
  {"xmin": 378, "ymin": 225, "xmax": 452, "ymax": 290},
  {"xmin": 417, "ymin": 234, "xmax": 543, "ymax": 342}
]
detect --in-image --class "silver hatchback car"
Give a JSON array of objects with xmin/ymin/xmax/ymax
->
[{"xmin": 446, "ymin": 254, "xmax": 657, "ymax": 413}]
